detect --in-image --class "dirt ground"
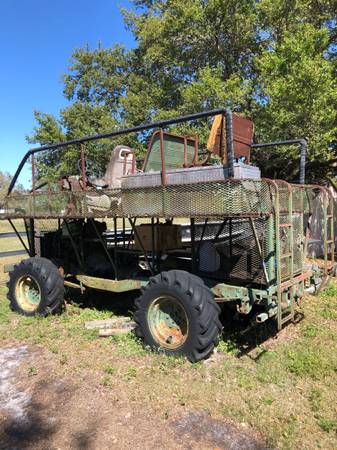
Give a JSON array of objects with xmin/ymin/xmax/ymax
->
[{"xmin": 0, "ymin": 344, "xmax": 266, "ymax": 450}]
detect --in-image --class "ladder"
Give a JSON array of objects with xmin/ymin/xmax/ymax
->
[
  {"xmin": 275, "ymin": 184, "xmax": 295, "ymax": 330},
  {"xmin": 321, "ymin": 188, "xmax": 335, "ymax": 287}
]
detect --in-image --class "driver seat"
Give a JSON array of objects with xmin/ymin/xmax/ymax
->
[{"xmin": 90, "ymin": 145, "xmax": 135, "ymax": 189}]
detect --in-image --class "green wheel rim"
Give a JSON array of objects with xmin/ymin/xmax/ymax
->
[
  {"xmin": 15, "ymin": 275, "xmax": 41, "ymax": 312},
  {"xmin": 147, "ymin": 295, "xmax": 189, "ymax": 349}
]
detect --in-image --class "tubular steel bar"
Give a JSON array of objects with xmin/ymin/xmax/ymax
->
[
  {"xmin": 225, "ymin": 110, "xmax": 234, "ymax": 177},
  {"xmin": 196, "ymin": 218, "xmax": 209, "ymax": 258},
  {"xmin": 89, "ymin": 218, "xmax": 118, "ymax": 279},
  {"xmin": 183, "ymin": 137, "xmax": 188, "ymax": 167},
  {"xmin": 251, "ymin": 139, "xmax": 307, "ymax": 184},
  {"xmin": 159, "ymin": 128, "xmax": 167, "ymax": 185},
  {"xmin": 8, "ymin": 108, "xmax": 231, "ymax": 195},
  {"xmin": 31, "ymin": 154, "xmax": 35, "ymax": 193},
  {"xmin": 190, "ymin": 218, "xmax": 196, "ymax": 273},
  {"xmin": 63, "ymin": 219, "xmax": 84, "ymax": 271},
  {"xmin": 80, "ymin": 143, "xmax": 87, "ymax": 189},
  {"xmin": 151, "ymin": 218, "xmax": 156, "ymax": 272},
  {"xmin": 27, "ymin": 219, "xmax": 36, "ymax": 257}
]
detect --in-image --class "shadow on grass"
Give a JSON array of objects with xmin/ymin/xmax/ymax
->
[{"xmin": 219, "ymin": 303, "xmax": 304, "ymax": 360}]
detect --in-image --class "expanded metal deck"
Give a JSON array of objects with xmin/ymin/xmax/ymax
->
[{"xmin": 2, "ymin": 178, "xmax": 275, "ymax": 220}]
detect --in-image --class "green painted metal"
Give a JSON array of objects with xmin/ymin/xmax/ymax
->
[
  {"xmin": 272, "ymin": 182, "xmax": 283, "ymax": 330},
  {"xmin": 212, "ymin": 283, "xmax": 274, "ymax": 304},
  {"xmin": 212, "ymin": 283, "xmax": 249, "ymax": 300},
  {"xmin": 76, "ymin": 275, "xmax": 148, "ymax": 293},
  {"xmin": 285, "ymin": 185, "xmax": 295, "ymax": 327},
  {"xmin": 144, "ymin": 133, "xmax": 195, "ymax": 172},
  {"xmin": 266, "ymin": 215, "xmax": 275, "ymax": 284}
]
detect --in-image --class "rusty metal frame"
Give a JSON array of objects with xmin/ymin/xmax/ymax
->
[
  {"xmin": 127, "ymin": 217, "xmax": 137, "ymax": 249},
  {"xmin": 80, "ymin": 143, "xmax": 87, "ymax": 190}
]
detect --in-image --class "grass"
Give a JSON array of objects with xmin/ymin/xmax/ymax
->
[
  {"xmin": 0, "ymin": 236, "xmax": 28, "ymax": 253},
  {"xmin": 0, "ymin": 218, "xmax": 27, "ymax": 255},
  {"xmin": 0, "ymin": 219, "xmax": 25, "ymax": 233},
  {"xmin": 0, "ymin": 265, "xmax": 336, "ymax": 448}
]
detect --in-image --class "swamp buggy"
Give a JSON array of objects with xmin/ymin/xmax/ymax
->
[{"xmin": 1, "ymin": 109, "xmax": 335, "ymax": 362}]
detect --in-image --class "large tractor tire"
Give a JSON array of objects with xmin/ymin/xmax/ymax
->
[
  {"xmin": 134, "ymin": 270, "xmax": 222, "ymax": 362},
  {"xmin": 7, "ymin": 257, "xmax": 64, "ymax": 316}
]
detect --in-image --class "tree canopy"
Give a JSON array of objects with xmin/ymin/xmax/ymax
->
[{"xmin": 28, "ymin": 0, "xmax": 337, "ymax": 183}]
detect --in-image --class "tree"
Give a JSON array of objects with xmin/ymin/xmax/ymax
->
[
  {"xmin": 0, "ymin": 172, "xmax": 25, "ymax": 206},
  {"xmin": 28, "ymin": 0, "xmax": 337, "ymax": 183},
  {"xmin": 0, "ymin": 172, "xmax": 12, "ymax": 202},
  {"xmin": 253, "ymin": 24, "xmax": 337, "ymax": 180}
]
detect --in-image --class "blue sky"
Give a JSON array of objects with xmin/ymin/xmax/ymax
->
[{"xmin": 0, "ymin": 0, "xmax": 134, "ymax": 184}]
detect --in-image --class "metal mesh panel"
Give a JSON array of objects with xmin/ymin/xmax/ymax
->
[
  {"xmin": 3, "ymin": 178, "xmax": 274, "ymax": 220},
  {"xmin": 3, "ymin": 189, "xmax": 122, "ymax": 219},
  {"xmin": 279, "ymin": 213, "xmax": 291, "ymax": 279},
  {"xmin": 121, "ymin": 179, "xmax": 273, "ymax": 218},
  {"xmin": 292, "ymin": 186, "xmax": 308, "ymax": 212},
  {"xmin": 193, "ymin": 217, "xmax": 270, "ymax": 286},
  {"xmin": 228, "ymin": 217, "xmax": 269, "ymax": 285},
  {"xmin": 34, "ymin": 219, "xmax": 59, "ymax": 233},
  {"xmin": 276, "ymin": 180, "xmax": 291, "ymax": 213},
  {"xmin": 292, "ymin": 213, "xmax": 303, "ymax": 274}
]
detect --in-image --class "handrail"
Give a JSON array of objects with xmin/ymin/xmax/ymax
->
[
  {"xmin": 251, "ymin": 138, "xmax": 307, "ymax": 184},
  {"xmin": 8, "ymin": 108, "xmax": 230, "ymax": 195},
  {"xmin": 7, "ymin": 108, "xmax": 308, "ymax": 194}
]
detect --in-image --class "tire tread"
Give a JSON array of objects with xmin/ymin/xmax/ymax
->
[{"xmin": 134, "ymin": 270, "xmax": 222, "ymax": 362}]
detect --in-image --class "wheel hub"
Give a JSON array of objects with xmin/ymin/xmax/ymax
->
[
  {"xmin": 15, "ymin": 275, "xmax": 41, "ymax": 312},
  {"xmin": 147, "ymin": 295, "xmax": 189, "ymax": 349}
]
